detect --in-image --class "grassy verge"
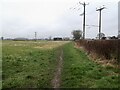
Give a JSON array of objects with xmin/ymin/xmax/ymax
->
[
  {"xmin": 2, "ymin": 41, "xmax": 67, "ymax": 88},
  {"xmin": 61, "ymin": 42, "xmax": 119, "ymax": 88}
]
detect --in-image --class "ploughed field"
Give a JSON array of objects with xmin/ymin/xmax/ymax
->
[{"xmin": 2, "ymin": 40, "xmax": 119, "ymax": 88}]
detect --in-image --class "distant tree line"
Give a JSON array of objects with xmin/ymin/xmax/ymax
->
[
  {"xmin": 0, "ymin": 37, "xmax": 71, "ymax": 41},
  {"xmin": 71, "ymin": 30, "xmax": 120, "ymax": 40}
]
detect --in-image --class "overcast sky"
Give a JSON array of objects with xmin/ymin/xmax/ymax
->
[{"xmin": 0, "ymin": 0, "xmax": 119, "ymax": 39}]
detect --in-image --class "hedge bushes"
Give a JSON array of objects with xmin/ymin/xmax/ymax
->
[{"xmin": 76, "ymin": 40, "xmax": 120, "ymax": 62}]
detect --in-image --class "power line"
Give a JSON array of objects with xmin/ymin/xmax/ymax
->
[
  {"xmin": 86, "ymin": 25, "xmax": 99, "ymax": 27},
  {"xmin": 69, "ymin": 2, "xmax": 81, "ymax": 11},
  {"xmin": 96, "ymin": 6, "xmax": 106, "ymax": 39}
]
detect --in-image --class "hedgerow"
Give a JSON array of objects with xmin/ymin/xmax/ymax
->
[{"xmin": 76, "ymin": 39, "xmax": 120, "ymax": 62}]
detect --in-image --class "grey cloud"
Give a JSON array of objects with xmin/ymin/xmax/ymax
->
[{"xmin": 1, "ymin": 1, "xmax": 118, "ymax": 39}]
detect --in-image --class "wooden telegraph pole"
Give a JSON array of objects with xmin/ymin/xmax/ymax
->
[
  {"xmin": 96, "ymin": 6, "xmax": 105, "ymax": 39},
  {"xmin": 79, "ymin": 2, "xmax": 89, "ymax": 39}
]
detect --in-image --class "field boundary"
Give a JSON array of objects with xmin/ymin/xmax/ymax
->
[{"xmin": 75, "ymin": 41, "xmax": 119, "ymax": 69}]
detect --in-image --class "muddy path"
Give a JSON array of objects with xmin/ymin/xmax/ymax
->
[{"xmin": 51, "ymin": 47, "xmax": 63, "ymax": 88}]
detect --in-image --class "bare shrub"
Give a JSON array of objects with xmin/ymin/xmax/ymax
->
[{"xmin": 76, "ymin": 39, "xmax": 120, "ymax": 63}]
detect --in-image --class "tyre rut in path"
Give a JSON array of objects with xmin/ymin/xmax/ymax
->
[{"xmin": 51, "ymin": 48, "xmax": 63, "ymax": 88}]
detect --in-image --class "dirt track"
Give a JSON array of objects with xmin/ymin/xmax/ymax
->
[{"xmin": 51, "ymin": 48, "xmax": 63, "ymax": 88}]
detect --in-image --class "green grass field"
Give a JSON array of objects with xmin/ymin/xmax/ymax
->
[
  {"xmin": 2, "ymin": 40, "xmax": 68, "ymax": 88},
  {"xmin": 61, "ymin": 42, "xmax": 119, "ymax": 88},
  {"xmin": 2, "ymin": 40, "xmax": 120, "ymax": 88}
]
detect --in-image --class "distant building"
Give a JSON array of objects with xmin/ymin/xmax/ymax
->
[{"xmin": 53, "ymin": 37, "xmax": 62, "ymax": 41}]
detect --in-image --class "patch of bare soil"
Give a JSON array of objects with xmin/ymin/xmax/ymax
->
[{"xmin": 51, "ymin": 48, "xmax": 63, "ymax": 88}]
